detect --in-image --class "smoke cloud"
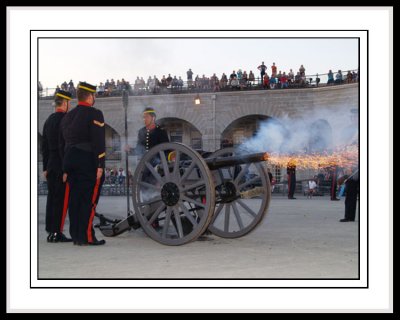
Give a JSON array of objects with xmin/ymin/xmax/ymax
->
[{"xmin": 239, "ymin": 106, "xmax": 358, "ymax": 155}]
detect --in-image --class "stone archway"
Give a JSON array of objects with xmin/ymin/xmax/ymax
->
[
  {"xmin": 221, "ymin": 114, "xmax": 289, "ymax": 183},
  {"xmin": 308, "ymin": 119, "xmax": 333, "ymax": 152},
  {"xmin": 221, "ymin": 114, "xmax": 276, "ymax": 148},
  {"xmin": 157, "ymin": 117, "xmax": 203, "ymax": 150},
  {"xmin": 105, "ymin": 124, "xmax": 122, "ymax": 160}
]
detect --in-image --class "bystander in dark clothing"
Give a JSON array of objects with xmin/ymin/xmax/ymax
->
[
  {"xmin": 329, "ymin": 165, "xmax": 340, "ymax": 200},
  {"xmin": 267, "ymin": 170, "xmax": 273, "ymax": 184},
  {"xmin": 287, "ymin": 163, "xmax": 296, "ymax": 199},
  {"xmin": 258, "ymin": 62, "xmax": 267, "ymax": 84},
  {"xmin": 340, "ymin": 170, "xmax": 359, "ymax": 222}
]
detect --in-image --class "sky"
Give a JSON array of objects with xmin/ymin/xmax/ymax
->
[{"xmin": 38, "ymin": 38, "xmax": 358, "ymax": 89}]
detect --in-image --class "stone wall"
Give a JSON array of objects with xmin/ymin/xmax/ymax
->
[{"xmin": 38, "ymin": 83, "xmax": 358, "ymax": 172}]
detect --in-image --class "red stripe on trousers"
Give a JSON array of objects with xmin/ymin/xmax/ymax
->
[
  {"xmin": 60, "ymin": 182, "xmax": 70, "ymax": 232},
  {"xmin": 87, "ymin": 178, "xmax": 101, "ymax": 243}
]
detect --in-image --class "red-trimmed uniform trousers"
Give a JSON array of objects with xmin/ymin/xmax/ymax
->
[
  {"xmin": 287, "ymin": 172, "xmax": 296, "ymax": 198},
  {"xmin": 45, "ymin": 169, "xmax": 69, "ymax": 234},
  {"xmin": 63, "ymin": 146, "xmax": 104, "ymax": 244}
]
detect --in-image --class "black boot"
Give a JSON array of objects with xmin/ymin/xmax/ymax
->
[
  {"xmin": 88, "ymin": 237, "xmax": 106, "ymax": 246},
  {"xmin": 47, "ymin": 233, "xmax": 54, "ymax": 242},
  {"xmin": 74, "ymin": 241, "xmax": 88, "ymax": 246},
  {"xmin": 52, "ymin": 232, "xmax": 73, "ymax": 243}
]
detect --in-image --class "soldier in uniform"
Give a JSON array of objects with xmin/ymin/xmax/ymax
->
[
  {"xmin": 134, "ymin": 107, "xmax": 169, "ymax": 157},
  {"xmin": 41, "ymin": 90, "xmax": 73, "ymax": 243},
  {"xmin": 60, "ymin": 82, "xmax": 106, "ymax": 245},
  {"xmin": 287, "ymin": 160, "xmax": 297, "ymax": 199},
  {"xmin": 339, "ymin": 167, "xmax": 359, "ymax": 222},
  {"xmin": 131, "ymin": 107, "xmax": 169, "ymax": 229},
  {"xmin": 329, "ymin": 164, "xmax": 340, "ymax": 201},
  {"xmin": 131, "ymin": 107, "xmax": 170, "ymax": 187}
]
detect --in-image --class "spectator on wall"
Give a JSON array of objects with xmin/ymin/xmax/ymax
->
[
  {"xmin": 335, "ymin": 70, "xmax": 343, "ymax": 84},
  {"xmin": 248, "ymin": 71, "xmax": 255, "ymax": 85},
  {"xmin": 327, "ymin": 70, "xmax": 334, "ymax": 85},
  {"xmin": 187, "ymin": 68, "xmax": 194, "ymax": 88},
  {"xmin": 263, "ymin": 73, "xmax": 270, "ymax": 89},
  {"xmin": 280, "ymin": 72, "xmax": 288, "ymax": 89},
  {"xmin": 271, "ymin": 62, "xmax": 277, "ymax": 78},
  {"xmin": 346, "ymin": 70, "xmax": 353, "ymax": 83},
  {"xmin": 257, "ymin": 62, "xmax": 267, "ymax": 84},
  {"xmin": 220, "ymin": 73, "xmax": 228, "ymax": 89},
  {"xmin": 288, "ymin": 69, "xmax": 294, "ymax": 84},
  {"xmin": 299, "ymin": 64, "xmax": 306, "ymax": 77}
]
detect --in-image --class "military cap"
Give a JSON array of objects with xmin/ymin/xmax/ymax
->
[
  {"xmin": 77, "ymin": 81, "xmax": 97, "ymax": 93},
  {"xmin": 143, "ymin": 107, "xmax": 156, "ymax": 117},
  {"xmin": 55, "ymin": 89, "xmax": 72, "ymax": 100}
]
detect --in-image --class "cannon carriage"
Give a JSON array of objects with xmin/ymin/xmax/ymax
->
[{"xmin": 97, "ymin": 142, "xmax": 271, "ymax": 245}]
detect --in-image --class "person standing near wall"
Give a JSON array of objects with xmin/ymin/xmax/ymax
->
[
  {"xmin": 60, "ymin": 82, "xmax": 106, "ymax": 246},
  {"xmin": 287, "ymin": 160, "xmax": 297, "ymax": 199},
  {"xmin": 339, "ymin": 168, "xmax": 359, "ymax": 222},
  {"xmin": 41, "ymin": 90, "xmax": 73, "ymax": 243}
]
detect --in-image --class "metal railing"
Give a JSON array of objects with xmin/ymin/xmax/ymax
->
[
  {"xmin": 38, "ymin": 178, "xmax": 335, "ymax": 197},
  {"xmin": 272, "ymin": 179, "xmax": 334, "ymax": 196},
  {"xmin": 38, "ymin": 182, "xmax": 133, "ymax": 196},
  {"xmin": 38, "ymin": 69, "xmax": 358, "ymax": 99}
]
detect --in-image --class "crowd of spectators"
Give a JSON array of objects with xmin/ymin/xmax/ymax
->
[
  {"xmin": 55, "ymin": 80, "xmax": 77, "ymax": 98},
  {"xmin": 104, "ymin": 167, "xmax": 133, "ymax": 186},
  {"xmin": 327, "ymin": 69, "xmax": 358, "ymax": 85},
  {"xmin": 42, "ymin": 62, "xmax": 358, "ymax": 99}
]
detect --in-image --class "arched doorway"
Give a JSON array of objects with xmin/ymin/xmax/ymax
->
[
  {"xmin": 105, "ymin": 124, "xmax": 121, "ymax": 160},
  {"xmin": 222, "ymin": 115, "xmax": 288, "ymax": 184},
  {"xmin": 221, "ymin": 115, "xmax": 280, "ymax": 148},
  {"xmin": 157, "ymin": 118, "xmax": 203, "ymax": 150}
]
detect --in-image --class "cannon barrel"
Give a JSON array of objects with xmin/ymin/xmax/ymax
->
[{"xmin": 204, "ymin": 152, "xmax": 268, "ymax": 171}]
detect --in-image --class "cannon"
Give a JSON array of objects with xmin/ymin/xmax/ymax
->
[{"xmin": 97, "ymin": 142, "xmax": 271, "ymax": 245}]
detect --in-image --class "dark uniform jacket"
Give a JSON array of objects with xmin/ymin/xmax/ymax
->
[
  {"xmin": 287, "ymin": 165, "xmax": 296, "ymax": 176},
  {"xmin": 134, "ymin": 125, "xmax": 169, "ymax": 156},
  {"xmin": 42, "ymin": 111, "xmax": 66, "ymax": 172},
  {"xmin": 344, "ymin": 172, "xmax": 360, "ymax": 195},
  {"xmin": 59, "ymin": 104, "xmax": 106, "ymax": 168}
]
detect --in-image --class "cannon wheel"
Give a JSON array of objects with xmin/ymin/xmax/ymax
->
[
  {"xmin": 132, "ymin": 143, "xmax": 215, "ymax": 245},
  {"xmin": 207, "ymin": 147, "xmax": 271, "ymax": 238}
]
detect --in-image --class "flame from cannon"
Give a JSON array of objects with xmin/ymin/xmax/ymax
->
[{"xmin": 263, "ymin": 144, "xmax": 358, "ymax": 169}]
